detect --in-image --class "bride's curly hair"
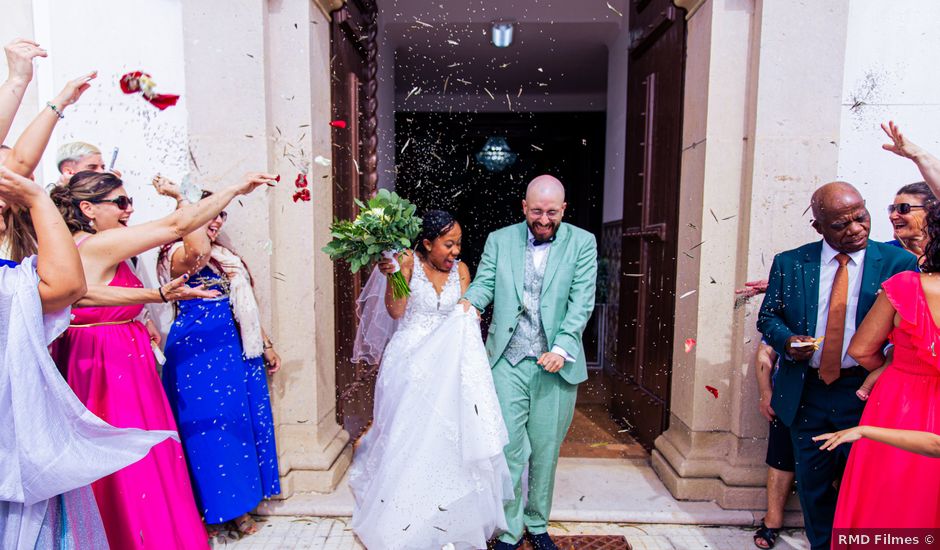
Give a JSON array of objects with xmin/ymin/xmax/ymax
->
[
  {"xmin": 414, "ymin": 209, "xmax": 457, "ymax": 258},
  {"xmin": 921, "ymin": 202, "xmax": 940, "ymax": 273}
]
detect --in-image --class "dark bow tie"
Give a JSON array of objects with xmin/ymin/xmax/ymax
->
[{"xmin": 532, "ymin": 237, "xmax": 555, "ymax": 246}]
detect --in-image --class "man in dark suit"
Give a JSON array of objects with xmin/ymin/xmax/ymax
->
[{"xmin": 757, "ymin": 182, "xmax": 918, "ymax": 550}]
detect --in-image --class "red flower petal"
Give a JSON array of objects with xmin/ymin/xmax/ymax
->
[
  {"xmin": 146, "ymin": 94, "xmax": 179, "ymax": 110},
  {"xmin": 294, "ymin": 173, "xmax": 308, "ymax": 188},
  {"xmin": 330, "ymin": 120, "xmax": 347, "ymax": 129},
  {"xmin": 684, "ymin": 338, "xmax": 696, "ymax": 353},
  {"xmin": 705, "ymin": 385, "xmax": 719, "ymax": 399},
  {"xmin": 275, "ymin": 174, "xmax": 281, "ymax": 182},
  {"xmin": 292, "ymin": 189, "xmax": 311, "ymax": 202}
]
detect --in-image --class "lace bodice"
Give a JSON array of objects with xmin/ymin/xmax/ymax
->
[
  {"xmin": 400, "ymin": 257, "xmax": 461, "ymax": 329},
  {"xmin": 384, "ymin": 257, "xmax": 461, "ymax": 355}
]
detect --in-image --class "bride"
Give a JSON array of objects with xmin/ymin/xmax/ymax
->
[{"xmin": 348, "ymin": 210, "xmax": 511, "ymax": 550}]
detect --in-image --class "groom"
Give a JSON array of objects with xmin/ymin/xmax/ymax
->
[{"xmin": 461, "ymin": 175, "xmax": 597, "ymax": 549}]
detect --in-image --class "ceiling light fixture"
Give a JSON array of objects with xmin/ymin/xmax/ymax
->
[
  {"xmin": 476, "ymin": 137, "xmax": 517, "ymax": 172},
  {"xmin": 491, "ymin": 21, "xmax": 514, "ymax": 48}
]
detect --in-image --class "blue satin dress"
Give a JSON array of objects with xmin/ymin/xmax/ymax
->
[{"xmin": 161, "ymin": 266, "xmax": 280, "ymax": 524}]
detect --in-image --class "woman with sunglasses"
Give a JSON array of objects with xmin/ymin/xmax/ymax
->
[
  {"xmin": 154, "ymin": 180, "xmax": 281, "ymax": 539},
  {"xmin": 49, "ymin": 169, "xmax": 277, "ymax": 549},
  {"xmin": 886, "ymin": 182, "xmax": 936, "ymax": 258}
]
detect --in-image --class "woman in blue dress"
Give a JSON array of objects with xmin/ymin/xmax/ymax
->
[{"xmin": 156, "ymin": 182, "xmax": 281, "ymax": 536}]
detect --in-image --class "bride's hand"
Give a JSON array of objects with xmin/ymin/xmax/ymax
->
[
  {"xmin": 458, "ymin": 298, "xmax": 480, "ymax": 318},
  {"xmin": 377, "ymin": 257, "xmax": 397, "ymax": 274}
]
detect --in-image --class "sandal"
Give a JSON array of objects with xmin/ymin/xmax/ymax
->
[
  {"xmin": 754, "ymin": 519, "xmax": 780, "ymax": 549},
  {"xmin": 235, "ymin": 514, "xmax": 260, "ymax": 536}
]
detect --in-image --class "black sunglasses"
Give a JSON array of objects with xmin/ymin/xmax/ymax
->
[
  {"xmin": 887, "ymin": 203, "xmax": 927, "ymax": 215},
  {"xmin": 91, "ymin": 196, "xmax": 134, "ymax": 210}
]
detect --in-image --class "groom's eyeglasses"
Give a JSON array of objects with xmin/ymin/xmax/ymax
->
[
  {"xmin": 90, "ymin": 196, "xmax": 134, "ymax": 210},
  {"xmin": 887, "ymin": 203, "xmax": 927, "ymax": 215}
]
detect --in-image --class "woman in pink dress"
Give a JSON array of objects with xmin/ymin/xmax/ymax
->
[
  {"xmin": 825, "ymin": 208, "xmax": 940, "ymax": 546},
  {"xmin": 50, "ymin": 170, "xmax": 276, "ymax": 549}
]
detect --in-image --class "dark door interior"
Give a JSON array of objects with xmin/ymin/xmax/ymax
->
[
  {"xmin": 331, "ymin": 0, "xmax": 378, "ymax": 440},
  {"xmin": 609, "ymin": 0, "xmax": 686, "ymax": 449},
  {"xmin": 394, "ymin": 111, "xmax": 605, "ymax": 280}
]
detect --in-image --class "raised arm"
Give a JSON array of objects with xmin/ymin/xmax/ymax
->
[
  {"xmin": 3, "ymin": 71, "xmax": 95, "ymax": 177},
  {"xmin": 79, "ymin": 172, "xmax": 277, "ymax": 274},
  {"xmin": 552, "ymin": 234, "xmax": 598, "ymax": 359},
  {"xmin": 0, "ymin": 166, "xmax": 85, "ymax": 311},
  {"xmin": 881, "ymin": 120, "xmax": 940, "ymax": 199},
  {"xmin": 846, "ymin": 292, "xmax": 895, "ymax": 370},
  {"xmin": 0, "ymin": 39, "xmax": 47, "ymax": 145},
  {"xmin": 461, "ymin": 232, "xmax": 498, "ymax": 312},
  {"xmin": 152, "ymin": 176, "xmax": 213, "ymax": 277}
]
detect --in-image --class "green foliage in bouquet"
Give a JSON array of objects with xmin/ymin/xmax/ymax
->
[{"xmin": 322, "ymin": 189, "xmax": 422, "ymax": 298}]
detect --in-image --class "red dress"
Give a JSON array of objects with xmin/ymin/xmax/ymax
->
[{"xmin": 832, "ymin": 271, "xmax": 940, "ymax": 547}]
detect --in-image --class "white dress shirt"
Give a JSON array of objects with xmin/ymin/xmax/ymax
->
[
  {"xmin": 526, "ymin": 228, "xmax": 575, "ymax": 362},
  {"xmin": 811, "ymin": 241, "xmax": 866, "ymax": 369}
]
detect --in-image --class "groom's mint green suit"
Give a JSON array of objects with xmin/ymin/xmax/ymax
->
[{"xmin": 463, "ymin": 221, "xmax": 597, "ymax": 543}]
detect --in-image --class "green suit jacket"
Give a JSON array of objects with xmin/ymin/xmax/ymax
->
[{"xmin": 463, "ymin": 222, "xmax": 598, "ymax": 385}]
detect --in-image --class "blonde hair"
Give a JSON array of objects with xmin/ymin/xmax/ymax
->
[{"xmin": 56, "ymin": 141, "xmax": 101, "ymax": 172}]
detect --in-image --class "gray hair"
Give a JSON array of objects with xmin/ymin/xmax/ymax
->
[{"xmin": 56, "ymin": 141, "xmax": 101, "ymax": 172}]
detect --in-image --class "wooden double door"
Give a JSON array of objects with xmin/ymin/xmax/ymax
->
[
  {"xmin": 608, "ymin": 0, "xmax": 687, "ymax": 449},
  {"xmin": 330, "ymin": 0, "xmax": 379, "ymax": 440}
]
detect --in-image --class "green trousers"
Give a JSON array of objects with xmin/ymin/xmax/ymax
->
[{"xmin": 493, "ymin": 356, "xmax": 578, "ymax": 544}]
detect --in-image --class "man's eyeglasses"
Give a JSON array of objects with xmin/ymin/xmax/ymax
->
[
  {"xmin": 91, "ymin": 196, "xmax": 134, "ymax": 210},
  {"xmin": 887, "ymin": 203, "xmax": 927, "ymax": 215}
]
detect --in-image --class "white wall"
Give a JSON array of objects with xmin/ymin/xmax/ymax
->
[
  {"xmin": 837, "ymin": 0, "xmax": 940, "ymax": 241},
  {"xmin": 2, "ymin": 0, "xmax": 188, "ymax": 287}
]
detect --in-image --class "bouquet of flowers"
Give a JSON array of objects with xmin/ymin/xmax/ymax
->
[{"xmin": 322, "ymin": 189, "xmax": 422, "ymax": 299}]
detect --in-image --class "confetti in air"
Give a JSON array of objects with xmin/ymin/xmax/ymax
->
[
  {"xmin": 329, "ymin": 120, "xmax": 347, "ymax": 129},
  {"xmin": 313, "ymin": 155, "xmax": 331, "ymax": 167},
  {"xmin": 705, "ymin": 386, "xmax": 719, "ymax": 399},
  {"xmin": 684, "ymin": 338, "xmax": 696, "ymax": 353}
]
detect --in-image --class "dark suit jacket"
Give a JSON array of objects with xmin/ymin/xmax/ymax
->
[{"xmin": 756, "ymin": 239, "xmax": 918, "ymax": 426}]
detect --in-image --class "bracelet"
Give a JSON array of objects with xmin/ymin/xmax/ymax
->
[
  {"xmin": 46, "ymin": 102, "xmax": 64, "ymax": 119},
  {"xmin": 158, "ymin": 286, "xmax": 168, "ymax": 303}
]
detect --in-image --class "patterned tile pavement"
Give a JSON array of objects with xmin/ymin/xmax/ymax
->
[{"xmin": 213, "ymin": 516, "xmax": 809, "ymax": 550}]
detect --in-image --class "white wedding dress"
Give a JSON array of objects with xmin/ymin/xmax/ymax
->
[{"xmin": 349, "ymin": 258, "xmax": 511, "ymax": 550}]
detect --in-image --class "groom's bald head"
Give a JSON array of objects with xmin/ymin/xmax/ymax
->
[
  {"xmin": 526, "ymin": 175, "xmax": 565, "ymax": 202},
  {"xmin": 523, "ymin": 174, "xmax": 567, "ymax": 242}
]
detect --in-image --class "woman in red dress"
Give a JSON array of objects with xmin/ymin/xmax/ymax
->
[{"xmin": 824, "ymin": 206, "xmax": 940, "ymax": 548}]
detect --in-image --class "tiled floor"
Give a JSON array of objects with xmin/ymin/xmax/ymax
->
[
  {"xmin": 560, "ymin": 404, "xmax": 648, "ymax": 459},
  {"xmin": 214, "ymin": 516, "xmax": 809, "ymax": 549}
]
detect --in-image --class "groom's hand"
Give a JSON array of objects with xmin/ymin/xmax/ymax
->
[
  {"xmin": 538, "ymin": 352, "xmax": 565, "ymax": 373},
  {"xmin": 459, "ymin": 298, "xmax": 480, "ymax": 318}
]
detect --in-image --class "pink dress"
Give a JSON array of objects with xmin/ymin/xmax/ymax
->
[
  {"xmin": 51, "ymin": 260, "xmax": 209, "ymax": 550},
  {"xmin": 832, "ymin": 271, "xmax": 940, "ymax": 546}
]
